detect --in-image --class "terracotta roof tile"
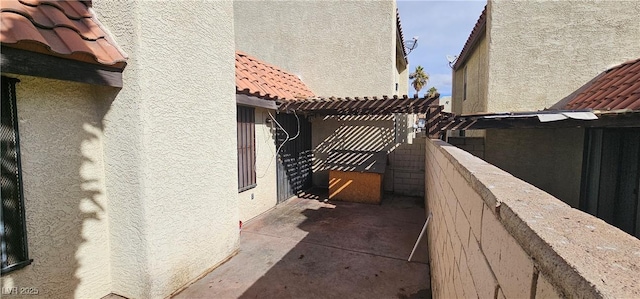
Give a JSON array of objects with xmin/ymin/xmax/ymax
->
[
  {"xmin": 19, "ymin": 0, "xmax": 91, "ymax": 19},
  {"xmin": 1, "ymin": 0, "xmax": 127, "ymax": 68},
  {"xmin": 453, "ymin": 5, "xmax": 486, "ymax": 70},
  {"xmin": 235, "ymin": 51, "xmax": 314, "ymax": 101},
  {"xmin": 563, "ymin": 58, "xmax": 640, "ymax": 111}
]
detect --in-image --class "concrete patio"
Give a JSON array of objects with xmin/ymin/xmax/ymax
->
[{"xmin": 173, "ymin": 191, "xmax": 430, "ymax": 298}]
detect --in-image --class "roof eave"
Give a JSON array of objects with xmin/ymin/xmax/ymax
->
[
  {"xmin": 396, "ymin": 8, "xmax": 408, "ymax": 63},
  {"xmin": 453, "ymin": 20, "xmax": 486, "ymax": 71},
  {"xmin": 453, "ymin": 5, "xmax": 487, "ymax": 71}
]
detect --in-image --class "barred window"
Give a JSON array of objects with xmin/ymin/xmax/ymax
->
[
  {"xmin": 1, "ymin": 76, "xmax": 31, "ymax": 274},
  {"xmin": 237, "ymin": 106, "xmax": 256, "ymax": 192}
]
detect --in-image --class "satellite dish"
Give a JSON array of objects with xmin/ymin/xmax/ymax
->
[
  {"xmin": 403, "ymin": 36, "xmax": 419, "ymax": 57},
  {"xmin": 446, "ymin": 55, "xmax": 458, "ymax": 68}
]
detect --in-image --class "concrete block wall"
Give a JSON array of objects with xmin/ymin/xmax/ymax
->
[
  {"xmin": 425, "ymin": 138, "xmax": 640, "ymax": 298},
  {"xmin": 485, "ymin": 128, "xmax": 584, "ymax": 208},
  {"xmin": 385, "ymin": 139, "xmax": 425, "ymax": 197},
  {"xmin": 447, "ymin": 136, "xmax": 485, "ymax": 159}
]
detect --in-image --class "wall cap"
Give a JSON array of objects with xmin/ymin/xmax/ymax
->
[{"xmin": 427, "ymin": 138, "xmax": 640, "ymax": 298}]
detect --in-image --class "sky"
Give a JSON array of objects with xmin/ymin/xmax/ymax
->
[{"xmin": 397, "ymin": 1, "xmax": 486, "ymax": 97}]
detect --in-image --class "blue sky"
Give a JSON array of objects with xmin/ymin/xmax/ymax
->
[{"xmin": 397, "ymin": 1, "xmax": 486, "ymax": 97}]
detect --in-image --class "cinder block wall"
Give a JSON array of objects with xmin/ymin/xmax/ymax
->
[
  {"xmin": 446, "ymin": 136, "xmax": 484, "ymax": 159},
  {"xmin": 424, "ymin": 139, "xmax": 640, "ymax": 298},
  {"xmin": 385, "ymin": 140, "xmax": 425, "ymax": 196}
]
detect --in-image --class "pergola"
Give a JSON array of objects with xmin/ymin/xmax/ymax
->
[
  {"xmin": 278, "ymin": 94, "xmax": 439, "ymax": 115},
  {"xmin": 277, "ymin": 94, "xmax": 446, "ymax": 137}
]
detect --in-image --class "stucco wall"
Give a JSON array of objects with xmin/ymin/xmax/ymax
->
[
  {"xmin": 486, "ymin": 0, "xmax": 640, "ymax": 112},
  {"xmin": 396, "ymin": 47, "xmax": 409, "ymax": 96},
  {"xmin": 425, "ymin": 138, "xmax": 640, "ymax": 298},
  {"xmin": 484, "ymin": 128, "xmax": 584, "ymax": 208},
  {"xmin": 0, "ymin": 75, "xmax": 112, "ymax": 299},
  {"xmin": 449, "ymin": 1, "xmax": 640, "ymax": 212},
  {"xmin": 94, "ymin": 1, "xmax": 238, "ymax": 298},
  {"xmin": 439, "ymin": 96, "xmax": 452, "ymax": 113},
  {"xmin": 311, "ymin": 115, "xmax": 396, "ymax": 188},
  {"xmin": 397, "ymin": 64, "xmax": 409, "ymax": 96},
  {"xmin": 453, "ymin": 35, "xmax": 488, "ymax": 115},
  {"xmin": 311, "ymin": 115, "xmax": 424, "ymax": 196},
  {"xmin": 233, "ymin": 1, "xmax": 400, "ymax": 97},
  {"xmin": 452, "ymin": 34, "xmax": 488, "ymax": 138},
  {"xmin": 238, "ymin": 108, "xmax": 278, "ymax": 222}
]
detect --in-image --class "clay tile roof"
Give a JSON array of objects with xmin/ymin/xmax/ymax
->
[
  {"xmin": 453, "ymin": 5, "xmax": 486, "ymax": 70},
  {"xmin": 235, "ymin": 51, "xmax": 315, "ymax": 101},
  {"xmin": 1, "ymin": 0, "xmax": 127, "ymax": 68},
  {"xmin": 562, "ymin": 58, "xmax": 640, "ymax": 111}
]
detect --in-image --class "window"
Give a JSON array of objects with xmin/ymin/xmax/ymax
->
[
  {"xmin": 463, "ymin": 66, "xmax": 468, "ymax": 101},
  {"xmin": 237, "ymin": 106, "xmax": 256, "ymax": 192},
  {"xmin": 1, "ymin": 76, "xmax": 32, "ymax": 274}
]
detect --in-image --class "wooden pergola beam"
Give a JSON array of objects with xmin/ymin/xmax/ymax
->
[{"xmin": 278, "ymin": 95, "xmax": 440, "ymax": 115}]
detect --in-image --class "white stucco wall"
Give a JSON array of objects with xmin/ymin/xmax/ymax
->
[
  {"xmin": 94, "ymin": 1, "xmax": 238, "ymax": 298},
  {"xmin": 0, "ymin": 75, "xmax": 111, "ymax": 299},
  {"xmin": 233, "ymin": 0, "xmax": 400, "ymax": 97},
  {"xmin": 238, "ymin": 108, "xmax": 278, "ymax": 222},
  {"xmin": 486, "ymin": 0, "xmax": 640, "ymax": 112}
]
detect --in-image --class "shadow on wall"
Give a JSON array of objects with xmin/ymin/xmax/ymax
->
[
  {"xmin": 311, "ymin": 115, "xmax": 399, "ymax": 187},
  {"xmin": 1, "ymin": 76, "xmax": 119, "ymax": 298}
]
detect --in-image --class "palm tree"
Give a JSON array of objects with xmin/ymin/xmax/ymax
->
[
  {"xmin": 409, "ymin": 66, "xmax": 429, "ymax": 97},
  {"xmin": 427, "ymin": 86, "xmax": 439, "ymax": 98}
]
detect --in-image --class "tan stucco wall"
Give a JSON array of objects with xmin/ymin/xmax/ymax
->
[
  {"xmin": 233, "ymin": 1, "xmax": 401, "ymax": 97},
  {"xmin": 238, "ymin": 108, "xmax": 278, "ymax": 222},
  {"xmin": 451, "ymin": 70, "xmax": 463, "ymax": 115},
  {"xmin": 310, "ymin": 115, "xmax": 424, "ymax": 196},
  {"xmin": 451, "ymin": 34, "xmax": 488, "ymax": 138},
  {"xmin": 396, "ymin": 45, "xmax": 409, "ymax": 96},
  {"xmin": 452, "ymin": 35, "xmax": 488, "ymax": 115},
  {"xmin": 0, "ymin": 75, "xmax": 112, "ymax": 299},
  {"xmin": 484, "ymin": 128, "xmax": 584, "ymax": 207},
  {"xmin": 486, "ymin": 0, "xmax": 640, "ymax": 112},
  {"xmin": 311, "ymin": 115, "xmax": 396, "ymax": 187},
  {"xmin": 94, "ymin": 1, "xmax": 238, "ymax": 298},
  {"xmin": 449, "ymin": 1, "xmax": 640, "ymax": 208},
  {"xmin": 425, "ymin": 138, "xmax": 640, "ymax": 298},
  {"xmin": 396, "ymin": 63, "xmax": 409, "ymax": 96}
]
